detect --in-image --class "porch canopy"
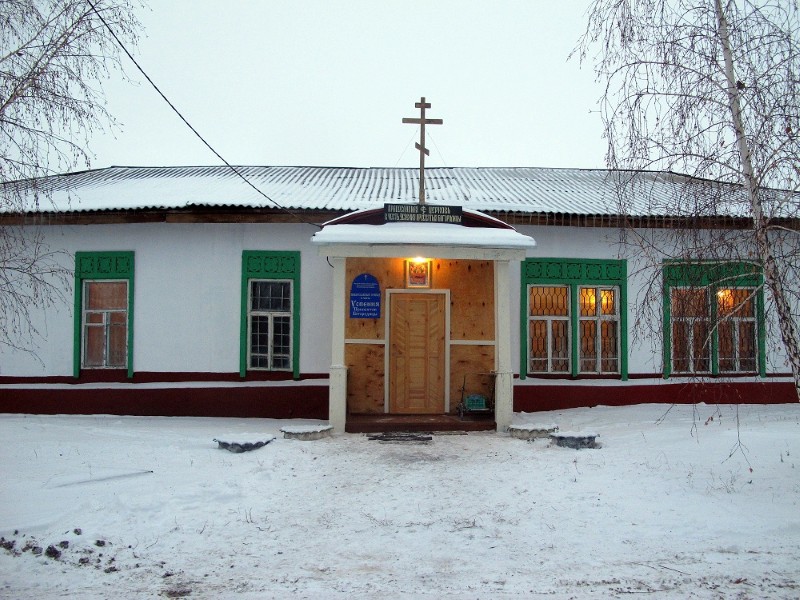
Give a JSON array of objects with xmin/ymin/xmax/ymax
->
[
  {"xmin": 312, "ymin": 207, "xmax": 535, "ymax": 433},
  {"xmin": 311, "ymin": 207, "xmax": 535, "ymax": 260}
]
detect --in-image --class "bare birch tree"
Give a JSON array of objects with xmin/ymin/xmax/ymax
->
[
  {"xmin": 576, "ymin": 0, "xmax": 800, "ymax": 399},
  {"xmin": 0, "ymin": 0, "xmax": 140, "ymax": 355}
]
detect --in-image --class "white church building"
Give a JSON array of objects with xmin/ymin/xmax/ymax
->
[{"xmin": 0, "ymin": 165, "xmax": 793, "ymax": 432}]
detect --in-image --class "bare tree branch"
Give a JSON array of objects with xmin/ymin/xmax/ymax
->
[
  {"xmin": 577, "ymin": 0, "xmax": 800, "ymax": 399},
  {"xmin": 0, "ymin": 0, "xmax": 142, "ymax": 357}
]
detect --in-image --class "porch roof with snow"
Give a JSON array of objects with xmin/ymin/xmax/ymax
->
[{"xmin": 311, "ymin": 207, "xmax": 536, "ymax": 260}]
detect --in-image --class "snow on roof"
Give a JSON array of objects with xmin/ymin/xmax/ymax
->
[{"xmin": 3, "ymin": 165, "xmax": 754, "ymax": 218}]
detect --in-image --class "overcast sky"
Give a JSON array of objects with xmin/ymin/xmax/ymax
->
[{"xmin": 90, "ymin": 1, "xmax": 607, "ymax": 170}]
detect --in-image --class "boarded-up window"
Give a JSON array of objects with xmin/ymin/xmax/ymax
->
[{"xmin": 82, "ymin": 281, "xmax": 128, "ymax": 368}]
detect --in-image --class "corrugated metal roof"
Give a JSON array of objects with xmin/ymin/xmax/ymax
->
[{"xmin": 3, "ymin": 165, "xmax": 755, "ymax": 218}]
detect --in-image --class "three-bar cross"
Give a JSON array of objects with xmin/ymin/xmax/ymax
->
[{"xmin": 402, "ymin": 97, "xmax": 443, "ymax": 205}]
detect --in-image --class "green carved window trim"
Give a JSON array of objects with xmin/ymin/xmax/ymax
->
[
  {"xmin": 662, "ymin": 260, "xmax": 765, "ymax": 378},
  {"xmin": 240, "ymin": 251, "xmax": 301, "ymax": 379},
  {"xmin": 519, "ymin": 258, "xmax": 628, "ymax": 380},
  {"xmin": 73, "ymin": 251, "xmax": 135, "ymax": 378}
]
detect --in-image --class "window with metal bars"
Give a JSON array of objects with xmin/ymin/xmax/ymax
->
[
  {"xmin": 528, "ymin": 286, "xmax": 570, "ymax": 373},
  {"xmin": 717, "ymin": 288, "xmax": 757, "ymax": 373},
  {"xmin": 528, "ymin": 285, "xmax": 620, "ymax": 374},
  {"xmin": 670, "ymin": 288, "xmax": 711, "ymax": 374},
  {"xmin": 670, "ymin": 286, "xmax": 757, "ymax": 374},
  {"xmin": 521, "ymin": 258, "xmax": 627, "ymax": 380},
  {"xmin": 248, "ymin": 280, "xmax": 293, "ymax": 370},
  {"xmin": 578, "ymin": 286, "xmax": 620, "ymax": 374}
]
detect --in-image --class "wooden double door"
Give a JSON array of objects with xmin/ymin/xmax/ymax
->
[{"xmin": 388, "ymin": 292, "xmax": 447, "ymax": 414}]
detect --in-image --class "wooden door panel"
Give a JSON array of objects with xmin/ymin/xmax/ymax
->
[{"xmin": 389, "ymin": 294, "xmax": 446, "ymax": 413}]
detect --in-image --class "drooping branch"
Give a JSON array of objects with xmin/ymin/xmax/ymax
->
[
  {"xmin": 578, "ymin": 0, "xmax": 800, "ymax": 399},
  {"xmin": 0, "ymin": 0, "xmax": 142, "ymax": 355}
]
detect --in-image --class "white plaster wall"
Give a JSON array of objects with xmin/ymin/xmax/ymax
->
[
  {"xmin": 0, "ymin": 222, "xmax": 333, "ymax": 377},
  {"xmin": 1, "ymin": 220, "xmax": 789, "ymax": 379}
]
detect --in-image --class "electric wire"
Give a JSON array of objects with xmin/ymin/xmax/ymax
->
[
  {"xmin": 427, "ymin": 130, "xmax": 472, "ymax": 204},
  {"xmin": 427, "ymin": 131, "xmax": 450, "ymax": 169},
  {"xmin": 394, "ymin": 126, "xmax": 420, "ymax": 168},
  {"xmin": 86, "ymin": 0, "xmax": 323, "ymax": 229}
]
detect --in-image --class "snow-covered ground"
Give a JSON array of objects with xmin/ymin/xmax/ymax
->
[{"xmin": 0, "ymin": 403, "xmax": 798, "ymax": 599}]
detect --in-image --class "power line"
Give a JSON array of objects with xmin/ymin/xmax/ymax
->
[
  {"xmin": 394, "ymin": 126, "xmax": 419, "ymax": 168},
  {"xmin": 86, "ymin": 0, "xmax": 323, "ymax": 229}
]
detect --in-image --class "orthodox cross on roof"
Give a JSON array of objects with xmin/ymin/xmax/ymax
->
[{"xmin": 402, "ymin": 97, "xmax": 443, "ymax": 205}]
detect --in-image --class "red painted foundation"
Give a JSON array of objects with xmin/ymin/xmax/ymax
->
[
  {"xmin": 0, "ymin": 384, "xmax": 328, "ymax": 419},
  {"xmin": 1, "ymin": 376, "xmax": 794, "ymax": 419},
  {"xmin": 513, "ymin": 380, "xmax": 796, "ymax": 412}
]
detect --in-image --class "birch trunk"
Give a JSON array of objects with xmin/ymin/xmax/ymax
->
[{"xmin": 715, "ymin": 0, "xmax": 800, "ymax": 401}]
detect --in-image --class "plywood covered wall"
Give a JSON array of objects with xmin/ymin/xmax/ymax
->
[
  {"xmin": 345, "ymin": 344, "xmax": 384, "ymax": 413},
  {"xmin": 434, "ymin": 260, "xmax": 494, "ymax": 341},
  {"xmin": 344, "ymin": 257, "xmax": 496, "ymax": 414},
  {"xmin": 450, "ymin": 345, "xmax": 496, "ymax": 406}
]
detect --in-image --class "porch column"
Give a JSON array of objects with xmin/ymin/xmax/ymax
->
[
  {"xmin": 329, "ymin": 257, "xmax": 347, "ymax": 433},
  {"xmin": 494, "ymin": 259, "xmax": 514, "ymax": 431}
]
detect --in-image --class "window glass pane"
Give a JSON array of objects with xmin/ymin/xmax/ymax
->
[
  {"xmin": 551, "ymin": 320, "xmax": 570, "ymax": 372},
  {"xmin": 579, "ymin": 320, "xmax": 597, "ymax": 372},
  {"xmin": 84, "ymin": 325, "xmax": 105, "ymax": 367},
  {"xmin": 718, "ymin": 321, "xmax": 734, "ymax": 371},
  {"xmin": 272, "ymin": 355, "xmax": 290, "ymax": 369},
  {"xmin": 251, "ymin": 280, "xmax": 291, "ymax": 312},
  {"xmin": 739, "ymin": 321, "xmax": 757, "ymax": 372},
  {"xmin": 692, "ymin": 321, "xmax": 710, "ymax": 372},
  {"xmin": 529, "ymin": 321, "xmax": 548, "ymax": 372},
  {"xmin": 579, "ymin": 288, "xmax": 597, "ymax": 317},
  {"xmin": 529, "ymin": 286, "xmax": 568, "ymax": 316},
  {"xmin": 672, "ymin": 321, "xmax": 690, "ymax": 373},
  {"xmin": 272, "ymin": 316, "xmax": 291, "ymax": 361},
  {"xmin": 251, "ymin": 355, "xmax": 269, "ymax": 369},
  {"xmin": 718, "ymin": 288, "xmax": 755, "ymax": 318},
  {"xmin": 600, "ymin": 289, "xmax": 616, "ymax": 315},
  {"xmin": 108, "ymin": 323, "xmax": 127, "ymax": 367},
  {"xmin": 250, "ymin": 315, "xmax": 270, "ymax": 355},
  {"xmin": 600, "ymin": 320, "xmax": 618, "ymax": 372},
  {"xmin": 86, "ymin": 281, "xmax": 127, "ymax": 310},
  {"xmin": 672, "ymin": 288, "xmax": 708, "ymax": 318}
]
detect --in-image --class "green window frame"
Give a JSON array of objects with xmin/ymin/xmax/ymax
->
[
  {"xmin": 520, "ymin": 258, "xmax": 628, "ymax": 380},
  {"xmin": 73, "ymin": 251, "xmax": 135, "ymax": 378},
  {"xmin": 662, "ymin": 261, "xmax": 765, "ymax": 378},
  {"xmin": 240, "ymin": 251, "xmax": 301, "ymax": 378}
]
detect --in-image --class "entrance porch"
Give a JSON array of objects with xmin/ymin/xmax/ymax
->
[{"xmin": 312, "ymin": 207, "xmax": 535, "ymax": 433}]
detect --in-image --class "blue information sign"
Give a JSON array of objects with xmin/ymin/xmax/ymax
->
[{"xmin": 350, "ymin": 273, "xmax": 381, "ymax": 319}]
